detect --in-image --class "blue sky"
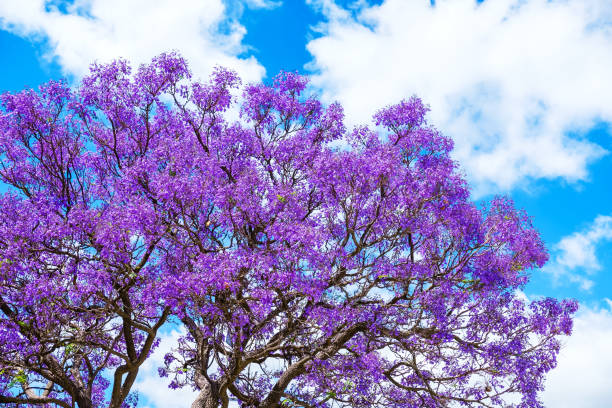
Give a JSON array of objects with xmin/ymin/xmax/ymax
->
[{"xmin": 1, "ymin": 0, "xmax": 611, "ymax": 406}]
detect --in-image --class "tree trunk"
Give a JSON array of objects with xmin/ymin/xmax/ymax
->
[
  {"xmin": 191, "ymin": 372, "xmax": 219, "ymax": 408},
  {"xmin": 76, "ymin": 396, "xmax": 93, "ymax": 408}
]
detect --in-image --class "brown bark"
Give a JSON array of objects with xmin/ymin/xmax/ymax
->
[{"xmin": 191, "ymin": 372, "xmax": 219, "ymax": 408}]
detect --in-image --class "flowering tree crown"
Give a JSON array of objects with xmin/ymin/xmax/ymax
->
[{"xmin": 0, "ymin": 53, "xmax": 576, "ymax": 408}]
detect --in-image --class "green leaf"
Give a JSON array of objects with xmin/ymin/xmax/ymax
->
[
  {"xmin": 342, "ymin": 380, "xmax": 355, "ymax": 392},
  {"xmin": 8, "ymin": 371, "xmax": 27, "ymax": 388}
]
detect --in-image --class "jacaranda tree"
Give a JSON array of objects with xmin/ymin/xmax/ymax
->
[{"xmin": 0, "ymin": 53, "xmax": 576, "ymax": 408}]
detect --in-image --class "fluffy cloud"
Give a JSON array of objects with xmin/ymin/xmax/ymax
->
[
  {"xmin": 0, "ymin": 0, "xmax": 266, "ymax": 82},
  {"xmin": 306, "ymin": 0, "xmax": 612, "ymax": 194},
  {"xmin": 545, "ymin": 215, "xmax": 612, "ymax": 290},
  {"xmin": 556, "ymin": 215, "xmax": 612, "ymax": 272},
  {"xmin": 132, "ymin": 328, "xmax": 198, "ymax": 408},
  {"xmin": 542, "ymin": 302, "xmax": 612, "ymax": 407}
]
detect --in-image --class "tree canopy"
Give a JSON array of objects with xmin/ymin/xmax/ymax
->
[{"xmin": 0, "ymin": 53, "xmax": 576, "ymax": 408}]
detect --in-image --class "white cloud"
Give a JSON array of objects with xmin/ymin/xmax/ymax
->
[
  {"xmin": 244, "ymin": 0, "xmax": 282, "ymax": 9},
  {"xmin": 542, "ymin": 302, "xmax": 612, "ymax": 407},
  {"xmin": 307, "ymin": 0, "xmax": 352, "ymax": 21},
  {"xmin": 0, "ymin": 0, "xmax": 266, "ymax": 83},
  {"xmin": 132, "ymin": 328, "xmax": 198, "ymax": 408},
  {"xmin": 306, "ymin": 0, "xmax": 612, "ymax": 194},
  {"xmin": 556, "ymin": 215, "xmax": 612, "ymax": 271},
  {"xmin": 545, "ymin": 215, "xmax": 612, "ymax": 290}
]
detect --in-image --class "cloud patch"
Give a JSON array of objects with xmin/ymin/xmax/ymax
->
[
  {"xmin": 244, "ymin": 0, "xmax": 282, "ymax": 9},
  {"xmin": 306, "ymin": 0, "xmax": 612, "ymax": 194},
  {"xmin": 132, "ymin": 328, "xmax": 198, "ymax": 408},
  {"xmin": 0, "ymin": 0, "xmax": 266, "ymax": 83},
  {"xmin": 542, "ymin": 302, "xmax": 612, "ymax": 407},
  {"xmin": 545, "ymin": 215, "xmax": 612, "ymax": 290}
]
